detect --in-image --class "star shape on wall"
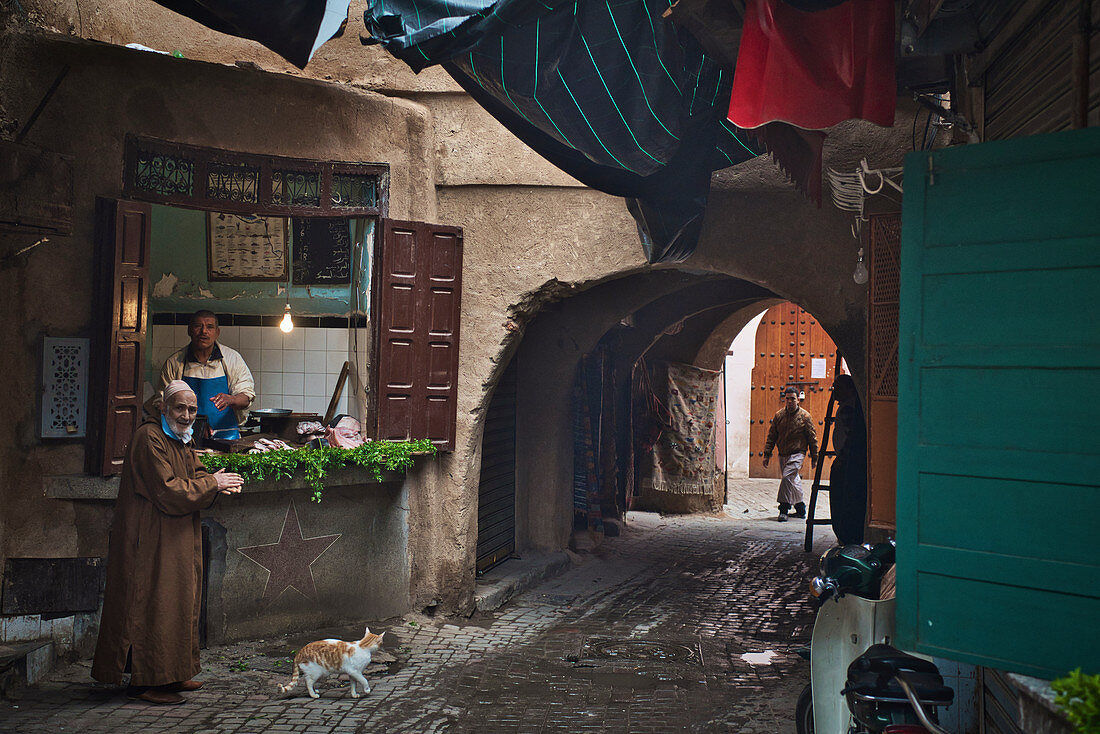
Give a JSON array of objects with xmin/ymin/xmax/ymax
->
[{"xmin": 237, "ymin": 501, "xmax": 340, "ymax": 605}]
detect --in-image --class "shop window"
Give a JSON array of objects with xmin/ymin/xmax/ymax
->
[{"xmin": 86, "ymin": 140, "xmax": 459, "ymax": 475}]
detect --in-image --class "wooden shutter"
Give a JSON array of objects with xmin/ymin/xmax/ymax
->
[
  {"xmin": 867, "ymin": 213, "xmax": 900, "ymax": 529},
  {"xmin": 373, "ymin": 219, "xmax": 463, "ymax": 451},
  {"xmin": 896, "ymin": 128, "xmax": 1100, "ymax": 678},
  {"xmin": 87, "ymin": 199, "xmax": 151, "ymax": 476}
]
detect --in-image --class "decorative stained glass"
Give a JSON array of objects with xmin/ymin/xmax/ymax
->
[
  {"xmin": 331, "ymin": 174, "xmax": 378, "ymax": 208},
  {"xmin": 207, "ymin": 161, "xmax": 259, "ymax": 203},
  {"xmin": 125, "ymin": 136, "xmax": 386, "ymax": 215},
  {"xmin": 134, "ymin": 150, "xmax": 194, "ymax": 197},
  {"xmin": 272, "ymin": 169, "xmax": 322, "ymax": 206}
]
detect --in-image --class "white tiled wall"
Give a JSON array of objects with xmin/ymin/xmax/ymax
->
[{"xmin": 149, "ymin": 324, "xmax": 363, "ymax": 418}]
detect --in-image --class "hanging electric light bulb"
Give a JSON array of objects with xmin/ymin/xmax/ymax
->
[
  {"xmin": 852, "ymin": 247, "xmax": 869, "ymax": 285},
  {"xmin": 280, "ymin": 302, "xmax": 294, "ymax": 333}
]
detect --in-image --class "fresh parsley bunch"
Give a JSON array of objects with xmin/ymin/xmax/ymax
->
[
  {"xmin": 1053, "ymin": 669, "xmax": 1100, "ymax": 734},
  {"xmin": 201, "ymin": 439, "xmax": 436, "ymax": 502}
]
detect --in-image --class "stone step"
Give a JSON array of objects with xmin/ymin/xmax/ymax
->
[
  {"xmin": 0, "ymin": 638, "xmax": 55, "ymax": 694},
  {"xmin": 474, "ymin": 551, "xmax": 572, "ymax": 612}
]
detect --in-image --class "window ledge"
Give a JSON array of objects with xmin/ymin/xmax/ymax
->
[{"xmin": 44, "ymin": 465, "xmax": 414, "ymax": 501}]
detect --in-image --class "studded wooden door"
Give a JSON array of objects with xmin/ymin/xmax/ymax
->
[{"xmin": 748, "ymin": 303, "xmax": 839, "ymax": 478}]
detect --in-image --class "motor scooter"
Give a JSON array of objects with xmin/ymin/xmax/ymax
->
[{"xmin": 795, "ymin": 542, "xmax": 954, "ymax": 734}]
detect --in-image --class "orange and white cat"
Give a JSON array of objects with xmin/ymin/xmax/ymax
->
[{"xmin": 277, "ymin": 627, "xmax": 386, "ymax": 698}]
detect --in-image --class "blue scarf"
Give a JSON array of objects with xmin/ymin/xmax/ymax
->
[{"xmin": 161, "ymin": 414, "xmax": 194, "ymax": 444}]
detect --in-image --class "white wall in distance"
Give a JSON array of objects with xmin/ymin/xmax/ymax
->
[{"xmin": 724, "ymin": 310, "xmax": 766, "ymax": 478}]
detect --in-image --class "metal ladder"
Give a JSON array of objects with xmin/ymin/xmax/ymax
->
[{"xmin": 803, "ymin": 353, "xmax": 844, "ymax": 552}]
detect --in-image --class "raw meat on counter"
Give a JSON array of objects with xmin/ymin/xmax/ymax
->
[
  {"xmin": 325, "ymin": 415, "xmax": 366, "ymax": 449},
  {"xmin": 247, "ymin": 437, "xmax": 295, "ymax": 453}
]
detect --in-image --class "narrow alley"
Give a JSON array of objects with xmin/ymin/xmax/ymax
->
[{"xmin": 0, "ymin": 481, "xmax": 832, "ymax": 733}]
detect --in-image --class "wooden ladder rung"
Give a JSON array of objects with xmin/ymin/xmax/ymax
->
[{"xmin": 805, "ymin": 351, "xmax": 846, "ymax": 553}]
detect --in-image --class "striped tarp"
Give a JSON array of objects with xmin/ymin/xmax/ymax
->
[{"xmin": 364, "ymin": 0, "xmax": 764, "ymax": 262}]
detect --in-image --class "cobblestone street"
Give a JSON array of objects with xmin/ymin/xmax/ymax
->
[{"xmin": 1, "ymin": 480, "xmax": 835, "ymax": 733}]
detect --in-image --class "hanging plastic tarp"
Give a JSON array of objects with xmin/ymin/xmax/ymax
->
[
  {"xmin": 148, "ymin": 0, "xmax": 763, "ymax": 261},
  {"xmin": 150, "ymin": 0, "xmax": 351, "ymax": 68},
  {"xmin": 362, "ymin": 0, "xmax": 763, "ymax": 263}
]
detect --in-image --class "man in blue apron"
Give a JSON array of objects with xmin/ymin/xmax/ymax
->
[{"xmin": 159, "ymin": 310, "xmax": 255, "ymax": 441}]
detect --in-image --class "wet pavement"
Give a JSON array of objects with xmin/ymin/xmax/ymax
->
[{"xmin": 0, "ymin": 479, "xmax": 836, "ymax": 733}]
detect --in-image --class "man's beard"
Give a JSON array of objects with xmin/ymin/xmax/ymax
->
[{"xmin": 169, "ymin": 418, "xmax": 195, "ymax": 438}]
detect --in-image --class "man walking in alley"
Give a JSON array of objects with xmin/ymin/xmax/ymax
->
[{"xmin": 762, "ymin": 386, "xmax": 818, "ymax": 522}]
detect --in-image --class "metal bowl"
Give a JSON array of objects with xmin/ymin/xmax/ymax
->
[{"xmin": 251, "ymin": 408, "xmax": 292, "ymax": 417}]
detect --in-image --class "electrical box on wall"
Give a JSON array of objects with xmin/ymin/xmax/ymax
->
[{"xmin": 40, "ymin": 336, "xmax": 89, "ymax": 438}]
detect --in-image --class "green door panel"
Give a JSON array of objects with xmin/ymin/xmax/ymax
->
[{"xmin": 897, "ymin": 127, "xmax": 1100, "ymax": 680}]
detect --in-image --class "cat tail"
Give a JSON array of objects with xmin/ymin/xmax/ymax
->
[{"xmin": 277, "ymin": 665, "xmax": 300, "ymax": 693}]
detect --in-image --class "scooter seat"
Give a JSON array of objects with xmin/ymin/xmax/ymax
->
[{"xmin": 845, "ymin": 644, "xmax": 955, "ymax": 705}]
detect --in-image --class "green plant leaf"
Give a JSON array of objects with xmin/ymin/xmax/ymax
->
[
  {"xmin": 1052, "ymin": 669, "xmax": 1100, "ymax": 734},
  {"xmin": 200, "ymin": 439, "xmax": 436, "ymax": 502}
]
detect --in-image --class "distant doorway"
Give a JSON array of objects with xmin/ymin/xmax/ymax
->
[{"xmin": 748, "ymin": 303, "xmax": 840, "ymax": 478}]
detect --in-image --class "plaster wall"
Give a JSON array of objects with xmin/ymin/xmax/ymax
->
[{"xmin": 204, "ymin": 482, "xmax": 410, "ymax": 644}]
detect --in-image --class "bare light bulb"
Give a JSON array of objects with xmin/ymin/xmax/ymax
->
[
  {"xmin": 279, "ymin": 303, "xmax": 294, "ymax": 333},
  {"xmin": 852, "ymin": 248, "xmax": 869, "ymax": 285}
]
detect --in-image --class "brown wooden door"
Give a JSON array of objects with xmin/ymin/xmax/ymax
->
[
  {"xmin": 87, "ymin": 198, "xmax": 151, "ymax": 476},
  {"xmin": 373, "ymin": 218, "xmax": 463, "ymax": 451},
  {"xmin": 748, "ymin": 303, "xmax": 839, "ymax": 478}
]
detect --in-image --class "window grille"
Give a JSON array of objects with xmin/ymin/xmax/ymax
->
[{"xmin": 123, "ymin": 136, "xmax": 387, "ymax": 217}]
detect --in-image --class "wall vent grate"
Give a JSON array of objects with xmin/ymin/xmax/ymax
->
[{"xmin": 41, "ymin": 337, "xmax": 89, "ymax": 438}]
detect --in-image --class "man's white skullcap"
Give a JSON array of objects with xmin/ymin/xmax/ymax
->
[{"xmin": 163, "ymin": 380, "xmax": 195, "ymax": 403}]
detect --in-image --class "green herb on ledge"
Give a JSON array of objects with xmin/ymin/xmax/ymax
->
[{"xmin": 200, "ymin": 439, "xmax": 436, "ymax": 502}]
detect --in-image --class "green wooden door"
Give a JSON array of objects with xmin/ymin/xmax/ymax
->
[{"xmin": 897, "ymin": 127, "xmax": 1100, "ymax": 679}]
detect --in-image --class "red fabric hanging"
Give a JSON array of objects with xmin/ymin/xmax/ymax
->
[{"xmin": 727, "ymin": 0, "xmax": 895, "ymax": 130}]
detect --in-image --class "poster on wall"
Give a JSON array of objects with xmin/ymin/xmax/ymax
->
[
  {"xmin": 206, "ymin": 212, "xmax": 289, "ymax": 281},
  {"xmin": 291, "ymin": 217, "xmax": 352, "ymax": 285}
]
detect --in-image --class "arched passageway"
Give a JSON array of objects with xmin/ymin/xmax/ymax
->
[{"xmin": 473, "ymin": 265, "xmax": 864, "ymax": 565}]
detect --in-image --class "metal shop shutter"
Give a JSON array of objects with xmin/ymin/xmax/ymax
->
[
  {"xmin": 476, "ymin": 358, "xmax": 517, "ymax": 574},
  {"xmin": 896, "ymin": 127, "xmax": 1100, "ymax": 678}
]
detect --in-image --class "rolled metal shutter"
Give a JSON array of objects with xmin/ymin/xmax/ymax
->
[
  {"xmin": 476, "ymin": 358, "xmax": 517, "ymax": 574},
  {"xmin": 979, "ymin": 0, "xmax": 1085, "ymax": 140}
]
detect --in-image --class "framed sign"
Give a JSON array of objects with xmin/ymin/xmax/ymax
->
[
  {"xmin": 206, "ymin": 212, "xmax": 288, "ymax": 281},
  {"xmin": 292, "ymin": 217, "xmax": 352, "ymax": 285}
]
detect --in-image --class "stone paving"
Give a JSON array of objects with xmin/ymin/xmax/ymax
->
[{"xmin": 0, "ymin": 479, "xmax": 836, "ymax": 733}]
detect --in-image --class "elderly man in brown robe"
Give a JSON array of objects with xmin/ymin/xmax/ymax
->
[{"xmin": 92, "ymin": 380, "xmax": 243, "ymax": 705}]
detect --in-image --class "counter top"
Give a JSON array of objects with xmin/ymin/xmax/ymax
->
[{"xmin": 43, "ymin": 464, "xmax": 410, "ymax": 501}]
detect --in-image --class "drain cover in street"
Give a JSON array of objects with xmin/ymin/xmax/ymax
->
[{"xmin": 581, "ymin": 637, "xmax": 702, "ymax": 665}]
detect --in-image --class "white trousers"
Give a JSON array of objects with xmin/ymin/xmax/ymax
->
[{"xmin": 778, "ymin": 453, "xmax": 804, "ymax": 506}]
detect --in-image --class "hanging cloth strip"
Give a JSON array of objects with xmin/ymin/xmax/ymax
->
[{"xmin": 727, "ymin": 0, "xmax": 896, "ymax": 131}]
